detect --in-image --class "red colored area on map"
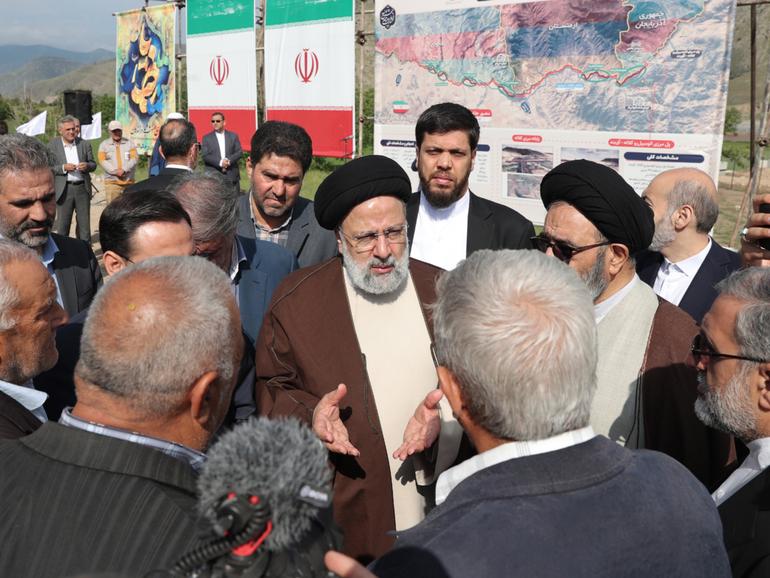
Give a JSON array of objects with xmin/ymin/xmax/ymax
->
[
  {"xmin": 377, "ymin": 29, "xmax": 506, "ymax": 62},
  {"xmin": 512, "ymin": 135, "xmax": 543, "ymax": 143},
  {"xmin": 608, "ymin": 138, "xmax": 674, "ymax": 149},
  {"xmin": 618, "ymin": 20, "xmax": 678, "ymax": 54},
  {"xmin": 500, "ymin": 1, "xmax": 630, "ymax": 28}
]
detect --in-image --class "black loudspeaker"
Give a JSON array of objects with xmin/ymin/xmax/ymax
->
[{"xmin": 63, "ymin": 90, "xmax": 92, "ymax": 125}]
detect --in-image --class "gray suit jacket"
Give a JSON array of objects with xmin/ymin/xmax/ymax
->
[
  {"xmin": 236, "ymin": 195, "xmax": 337, "ymax": 269},
  {"xmin": 48, "ymin": 136, "xmax": 96, "ymax": 200},
  {"xmin": 0, "ymin": 422, "xmax": 201, "ymax": 577},
  {"xmin": 372, "ymin": 436, "xmax": 730, "ymax": 578},
  {"xmin": 50, "ymin": 233, "xmax": 103, "ymax": 316},
  {"xmin": 202, "ymin": 129, "xmax": 243, "ymax": 185}
]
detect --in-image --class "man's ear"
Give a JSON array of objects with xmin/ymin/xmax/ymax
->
[
  {"xmin": 102, "ymin": 251, "xmax": 128, "ymax": 276},
  {"xmin": 159, "ymin": 145, "xmax": 167, "ymax": 160},
  {"xmin": 246, "ymin": 156, "xmax": 253, "ymax": 178},
  {"xmin": 757, "ymin": 363, "xmax": 770, "ymax": 412},
  {"xmin": 673, "ymin": 205, "xmax": 695, "ymax": 231},
  {"xmin": 438, "ymin": 365, "xmax": 467, "ymax": 422},
  {"xmin": 606, "ymin": 243, "xmax": 630, "ymax": 276},
  {"xmin": 188, "ymin": 370, "xmax": 220, "ymax": 428}
]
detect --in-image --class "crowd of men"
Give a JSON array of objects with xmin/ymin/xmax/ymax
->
[{"xmin": 1, "ymin": 102, "xmax": 770, "ymax": 577}]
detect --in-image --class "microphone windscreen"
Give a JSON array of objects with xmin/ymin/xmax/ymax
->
[{"xmin": 198, "ymin": 416, "xmax": 332, "ymax": 551}]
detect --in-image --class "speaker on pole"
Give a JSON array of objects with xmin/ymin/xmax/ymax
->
[{"xmin": 63, "ymin": 90, "xmax": 92, "ymax": 125}]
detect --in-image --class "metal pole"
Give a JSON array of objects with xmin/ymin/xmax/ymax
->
[
  {"xmin": 357, "ymin": 0, "xmax": 366, "ymax": 158},
  {"xmin": 750, "ymin": 4, "xmax": 757, "ymax": 173}
]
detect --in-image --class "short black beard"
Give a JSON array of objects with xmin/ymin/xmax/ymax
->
[{"xmin": 420, "ymin": 175, "xmax": 469, "ymax": 209}]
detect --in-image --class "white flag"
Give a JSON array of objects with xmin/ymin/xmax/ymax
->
[
  {"xmin": 80, "ymin": 112, "xmax": 102, "ymax": 141},
  {"xmin": 15, "ymin": 111, "xmax": 47, "ymax": 136}
]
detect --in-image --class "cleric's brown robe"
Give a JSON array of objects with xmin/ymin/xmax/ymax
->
[
  {"xmin": 642, "ymin": 298, "xmax": 734, "ymax": 490},
  {"xmin": 255, "ymin": 257, "xmax": 441, "ymax": 563}
]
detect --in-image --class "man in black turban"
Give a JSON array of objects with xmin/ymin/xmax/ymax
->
[
  {"xmin": 255, "ymin": 155, "xmax": 462, "ymax": 562},
  {"xmin": 534, "ymin": 159, "xmax": 732, "ymax": 490}
]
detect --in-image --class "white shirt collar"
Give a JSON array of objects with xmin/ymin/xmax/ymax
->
[
  {"xmin": 435, "ymin": 426, "xmax": 595, "ymax": 506},
  {"xmin": 712, "ymin": 436, "xmax": 770, "ymax": 506},
  {"xmin": 39, "ymin": 234, "xmax": 59, "ymax": 267},
  {"xmin": 593, "ymin": 274, "xmax": 639, "ymax": 323},
  {"xmin": 230, "ymin": 236, "xmax": 248, "ymax": 284},
  {"xmin": 418, "ymin": 188, "xmax": 471, "ymax": 221},
  {"xmin": 0, "ymin": 378, "xmax": 48, "ymax": 423},
  {"xmin": 164, "ymin": 163, "xmax": 193, "ymax": 171},
  {"xmin": 661, "ymin": 237, "xmax": 712, "ymax": 277}
]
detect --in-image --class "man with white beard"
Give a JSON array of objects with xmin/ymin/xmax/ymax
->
[
  {"xmin": 636, "ymin": 168, "xmax": 740, "ymax": 324},
  {"xmin": 694, "ymin": 267, "xmax": 770, "ymax": 576},
  {"xmin": 255, "ymin": 155, "xmax": 462, "ymax": 564}
]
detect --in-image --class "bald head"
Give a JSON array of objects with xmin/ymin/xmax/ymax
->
[
  {"xmin": 643, "ymin": 168, "xmax": 719, "ymax": 253},
  {"xmin": 76, "ymin": 256, "xmax": 241, "ymax": 421},
  {"xmin": 159, "ymin": 119, "xmax": 198, "ymax": 165}
]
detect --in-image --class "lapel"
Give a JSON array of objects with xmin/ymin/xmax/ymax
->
[
  {"xmin": 406, "ymin": 192, "xmax": 420, "ymax": 246},
  {"xmin": 719, "ymin": 468, "xmax": 770, "ymax": 552},
  {"xmin": 466, "ymin": 192, "xmax": 494, "ymax": 254},
  {"xmin": 52, "ymin": 249, "xmax": 78, "ymax": 316},
  {"xmin": 286, "ymin": 199, "xmax": 311, "ymax": 257},
  {"xmin": 678, "ymin": 242, "xmax": 729, "ymax": 318}
]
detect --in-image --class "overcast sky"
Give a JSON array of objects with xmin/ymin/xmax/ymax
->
[{"xmin": 5, "ymin": 0, "xmax": 173, "ymax": 51}]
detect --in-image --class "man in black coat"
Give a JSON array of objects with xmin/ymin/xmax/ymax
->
[
  {"xmin": 406, "ymin": 102, "xmax": 534, "ymax": 270},
  {"xmin": 0, "ymin": 255, "xmax": 243, "ymax": 578},
  {"xmin": 694, "ymin": 267, "xmax": 770, "ymax": 577},
  {"xmin": 326, "ymin": 249, "xmax": 730, "ymax": 578},
  {"xmin": 637, "ymin": 167, "xmax": 740, "ymax": 324},
  {"xmin": 125, "ymin": 118, "xmax": 198, "ymax": 195},
  {"xmin": 0, "ymin": 133, "xmax": 101, "ymax": 317},
  {"xmin": 201, "ymin": 111, "xmax": 243, "ymax": 192}
]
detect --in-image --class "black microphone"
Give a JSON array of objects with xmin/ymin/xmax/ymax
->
[{"xmin": 155, "ymin": 417, "xmax": 340, "ymax": 578}]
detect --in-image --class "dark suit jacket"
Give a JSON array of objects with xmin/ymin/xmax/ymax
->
[
  {"xmin": 719, "ymin": 467, "xmax": 770, "ymax": 577},
  {"xmin": 0, "ymin": 422, "xmax": 201, "ymax": 577},
  {"xmin": 202, "ymin": 129, "xmax": 243, "ymax": 184},
  {"xmin": 406, "ymin": 191, "xmax": 535, "ymax": 257},
  {"xmin": 124, "ymin": 166, "xmax": 191, "ymax": 195},
  {"xmin": 51, "ymin": 232, "xmax": 102, "ymax": 316},
  {"xmin": 0, "ymin": 391, "xmax": 41, "ymax": 440},
  {"xmin": 48, "ymin": 136, "xmax": 96, "ymax": 200},
  {"xmin": 236, "ymin": 195, "xmax": 337, "ymax": 269},
  {"xmin": 372, "ymin": 437, "xmax": 730, "ymax": 578},
  {"xmin": 637, "ymin": 240, "xmax": 741, "ymax": 324}
]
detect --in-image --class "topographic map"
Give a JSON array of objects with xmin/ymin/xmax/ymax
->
[{"xmin": 374, "ymin": 0, "xmax": 734, "ymax": 134}]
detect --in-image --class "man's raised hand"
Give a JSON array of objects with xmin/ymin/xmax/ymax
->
[
  {"xmin": 313, "ymin": 383, "xmax": 360, "ymax": 456},
  {"xmin": 393, "ymin": 389, "xmax": 443, "ymax": 461}
]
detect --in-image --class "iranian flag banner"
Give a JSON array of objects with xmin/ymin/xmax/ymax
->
[
  {"xmin": 187, "ymin": 0, "xmax": 257, "ymax": 150},
  {"xmin": 265, "ymin": 0, "xmax": 355, "ymax": 158}
]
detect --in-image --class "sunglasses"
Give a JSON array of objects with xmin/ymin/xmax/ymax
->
[
  {"xmin": 691, "ymin": 333, "xmax": 767, "ymax": 364},
  {"xmin": 531, "ymin": 234, "xmax": 611, "ymax": 263}
]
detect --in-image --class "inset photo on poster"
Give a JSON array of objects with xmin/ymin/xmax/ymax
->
[
  {"xmin": 506, "ymin": 173, "xmax": 542, "ymax": 200},
  {"xmin": 501, "ymin": 146, "xmax": 554, "ymax": 175},
  {"xmin": 560, "ymin": 147, "xmax": 619, "ymax": 170}
]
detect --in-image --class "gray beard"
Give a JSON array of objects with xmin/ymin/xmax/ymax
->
[
  {"xmin": 649, "ymin": 215, "xmax": 676, "ymax": 252},
  {"xmin": 579, "ymin": 247, "xmax": 609, "ymax": 302},
  {"xmin": 694, "ymin": 370, "xmax": 758, "ymax": 443},
  {"xmin": 340, "ymin": 240, "xmax": 410, "ymax": 296}
]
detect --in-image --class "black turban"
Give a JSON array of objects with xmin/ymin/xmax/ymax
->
[
  {"xmin": 314, "ymin": 155, "xmax": 412, "ymax": 230},
  {"xmin": 540, "ymin": 159, "xmax": 654, "ymax": 254}
]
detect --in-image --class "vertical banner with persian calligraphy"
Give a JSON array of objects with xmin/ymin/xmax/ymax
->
[
  {"xmin": 374, "ymin": 0, "xmax": 735, "ymax": 225},
  {"xmin": 265, "ymin": 0, "xmax": 355, "ymax": 158},
  {"xmin": 187, "ymin": 0, "xmax": 258, "ymax": 151},
  {"xmin": 116, "ymin": 5, "xmax": 176, "ymax": 154}
]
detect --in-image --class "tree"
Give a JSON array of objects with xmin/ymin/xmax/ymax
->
[
  {"xmin": 724, "ymin": 106, "xmax": 741, "ymax": 135},
  {"xmin": 0, "ymin": 94, "xmax": 14, "ymax": 121}
]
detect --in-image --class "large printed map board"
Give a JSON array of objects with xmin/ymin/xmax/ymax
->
[{"xmin": 374, "ymin": 0, "xmax": 735, "ymax": 224}]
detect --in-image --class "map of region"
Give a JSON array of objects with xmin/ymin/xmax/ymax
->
[{"xmin": 375, "ymin": 0, "xmax": 734, "ymax": 134}]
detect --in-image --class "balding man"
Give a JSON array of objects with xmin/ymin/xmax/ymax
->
[
  {"xmin": 636, "ymin": 168, "xmax": 740, "ymax": 323},
  {"xmin": 0, "ymin": 256, "xmax": 242, "ymax": 577},
  {"xmin": 534, "ymin": 160, "xmax": 732, "ymax": 488},
  {"xmin": 0, "ymin": 239, "xmax": 68, "ymax": 439},
  {"xmin": 125, "ymin": 118, "xmax": 198, "ymax": 195}
]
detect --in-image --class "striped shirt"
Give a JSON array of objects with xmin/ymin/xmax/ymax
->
[
  {"xmin": 59, "ymin": 408, "xmax": 206, "ymax": 471},
  {"xmin": 249, "ymin": 195, "xmax": 292, "ymax": 247}
]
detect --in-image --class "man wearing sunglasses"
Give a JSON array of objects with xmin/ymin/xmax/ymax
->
[
  {"xmin": 694, "ymin": 267, "xmax": 770, "ymax": 576},
  {"xmin": 255, "ymin": 155, "xmax": 462, "ymax": 563},
  {"xmin": 535, "ymin": 159, "xmax": 732, "ymax": 489}
]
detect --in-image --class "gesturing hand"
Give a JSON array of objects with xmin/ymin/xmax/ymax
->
[
  {"xmin": 393, "ymin": 389, "xmax": 443, "ymax": 461},
  {"xmin": 313, "ymin": 383, "xmax": 360, "ymax": 456}
]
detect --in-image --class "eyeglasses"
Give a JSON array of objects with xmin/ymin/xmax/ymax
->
[
  {"xmin": 211, "ymin": 119, "xmax": 223, "ymax": 124},
  {"xmin": 338, "ymin": 225, "xmax": 407, "ymax": 253},
  {"xmin": 691, "ymin": 333, "xmax": 767, "ymax": 364},
  {"xmin": 531, "ymin": 234, "xmax": 611, "ymax": 263}
]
